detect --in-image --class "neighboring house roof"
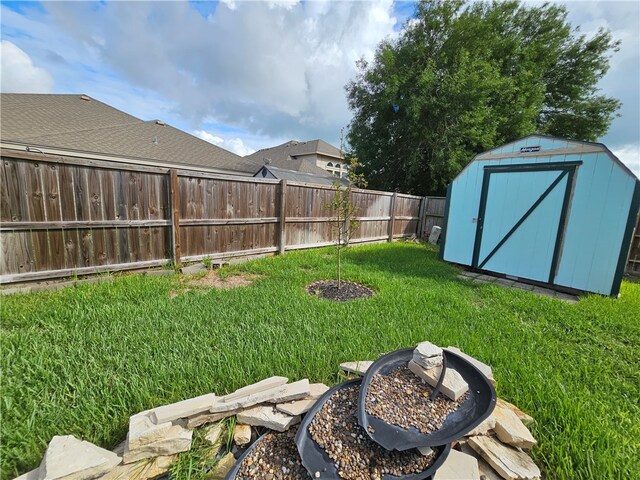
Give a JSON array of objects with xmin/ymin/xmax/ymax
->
[
  {"xmin": 0, "ymin": 93, "xmax": 257, "ymax": 174},
  {"xmin": 254, "ymin": 165, "xmax": 346, "ymax": 186},
  {"xmin": 264, "ymin": 157, "xmax": 331, "ymax": 176},
  {"xmin": 245, "ymin": 139, "xmax": 344, "ymax": 165}
]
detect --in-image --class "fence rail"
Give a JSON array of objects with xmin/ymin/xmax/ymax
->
[{"xmin": 0, "ymin": 150, "xmax": 423, "ymax": 284}]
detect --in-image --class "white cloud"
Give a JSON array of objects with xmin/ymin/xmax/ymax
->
[
  {"xmin": 194, "ymin": 129, "xmax": 255, "ymax": 156},
  {"xmin": 611, "ymin": 144, "xmax": 640, "ymax": 178},
  {"xmin": 220, "ymin": 0, "xmax": 237, "ymax": 11},
  {"xmin": 0, "ymin": 40, "xmax": 53, "ymax": 93},
  {"xmin": 39, "ymin": 0, "xmax": 396, "ymax": 145}
]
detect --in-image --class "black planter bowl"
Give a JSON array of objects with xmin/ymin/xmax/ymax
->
[
  {"xmin": 295, "ymin": 379, "xmax": 451, "ymax": 480},
  {"xmin": 224, "ymin": 430, "xmax": 312, "ymax": 480},
  {"xmin": 357, "ymin": 348, "xmax": 497, "ymax": 451}
]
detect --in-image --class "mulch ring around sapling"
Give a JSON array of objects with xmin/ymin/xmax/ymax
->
[
  {"xmin": 365, "ymin": 364, "xmax": 469, "ymax": 434},
  {"xmin": 307, "ymin": 280, "xmax": 374, "ymax": 302},
  {"xmin": 308, "ymin": 384, "xmax": 438, "ymax": 480},
  {"xmin": 233, "ymin": 425, "xmax": 309, "ymax": 480}
]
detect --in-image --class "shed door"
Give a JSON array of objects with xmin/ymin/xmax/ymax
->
[{"xmin": 472, "ymin": 162, "xmax": 579, "ymax": 284}]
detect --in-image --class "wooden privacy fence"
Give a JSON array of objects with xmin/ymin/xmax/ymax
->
[
  {"xmin": 0, "ymin": 150, "xmax": 423, "ymax": 284},
  {"xmin": 418, "ymin": 196, "xmax": 446, "ymax": 239}
]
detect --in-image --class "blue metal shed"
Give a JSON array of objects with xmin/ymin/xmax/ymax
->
[{"xmin": 440, "ymin": 135, "xmax": 640, "ymax": 296}]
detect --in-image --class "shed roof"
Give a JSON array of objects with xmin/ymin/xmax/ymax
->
[
  {"xmin": 458, "ymin": 134, "xmax": 636, "ymax": 181},
  {"xmin": 0, "ymin": 93, "xmax": 257, "ymax": 174}
]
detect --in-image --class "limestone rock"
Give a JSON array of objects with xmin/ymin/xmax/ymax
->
[
  {"xmin": 39, "ymin": 435, "xmax": 121, "ymax": 480},
  {"xmin": 204, "ymin": 424, "xmax": 224, "ymax": 448},
  {"xmin": 233, "ymin": 424, "xmax": 252, "ymax": 447},
  {"xmin": 413, "ymin": 342, "xmax": 444, "ymax": 369},
  {"xmin": 127, "ymin": 412, "xmax": 173, "ymax": 451},
  {"xmin": 150, "ymin": 393, "xmax": 216, "ymax": 424},
  {"xmin": 237, "ymin": 405, "xmax": 300, "ymax": 432},
  {"xmin": 122, "ymin": 425, "xmax": 192, "ymax": 464},
  {"xmin": 223, "ymin": 376, "xmax": 288, "ymax": 402},
  {"xmin": 12, "ymin": 468, "xmax": 40, "ymax": 480},
  {"xmin": 493, "ymin": 405, "xmax": 537, "ymax": 449},
  {"xmin": 308, "ymin": 383, "xmax": 330, "ymax": 400},
  {"xmin": 468, "ymin": 436, "xmax": 541, "ymax": 480},
  {"xmin": 211, "ymin": 377, "xmax": 288, "ymax": 413},
  {"xmin": 276, "ymin": 398, "xmax": 317, "ymax": 416},
  {"xmin": 433, "ymin": 449, "xmax": 480, "ymax": 480},
  {"xmin": 417, "ymin": 446, "xmax": 433, "ymax": 456},
  {"xmin": 446, "ymin": 346, "xmax": 495, "ymax": 385},
  {"xmin": 186, "ymin": 409, "xmax": 241, "ymax": 429},
  {"xmin": 459, "ymin": 444, "xmax": 503, "ymax": 480},
  {"xmin": 466, "ymin": 415, "xmax": 496, "ymax": 437},
  {"xmin": 206, "ymin": 452, "xmax": 235, "ymax": 480},
  {"xmin": 181, "ymin": 263, "xmax": 207, "ymax": 275},
  {"xmin": 98, "ymin": 455, "xmax": 177, "ymax": 480},
  {"xmin": 339, "ymin": 361, "xmax": 373, "ymax": 375},
  {"xmin": 408, "ymin": 360, "xmax": 469, "ymax": 401},
  {"xmin": 270, "ymin": 379, "xmax": 310, "ymax": 403},
  {"xmin": 497, "ymin": 398, "xmax": 534, "ymax": 424}
]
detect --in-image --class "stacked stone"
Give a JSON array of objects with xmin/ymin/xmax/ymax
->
[
  {"xmin": 13, "ymin": 378, "xmax": 330, "ymax": 480},
  {"xmin": 13, "ymin": 346, "xmax": 541, "ymax": 480}
]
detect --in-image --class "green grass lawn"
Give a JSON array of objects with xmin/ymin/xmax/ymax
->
[{"xmin": 1, "ymin": 242, "xmax": 639, "ymax": 479}]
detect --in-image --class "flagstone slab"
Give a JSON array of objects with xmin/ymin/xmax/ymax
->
[
  {"xmin": 39, "ymin": 435, "xmax": 121, "ymax": 480},
  {"xmin": 122, "ymin": 426, "xmax": 192, "ymax": 464},
  {"xmin": 339, "ymin": 361, "xmax": 373, "ymax": 375},
  {"xmin": 433, "ymin": 449, "xmax": 480, "ymax": 480},
  {"xmin": 308, "ymin": 383, "xmax": 330, "ymax": 399},
  {"xmin": 493, "ymin": 405, "xmax": 537, "ymax": 449},
  {"xmin": 276, "ymin": 398, "xmax": 317, "ymax": 416},
  {"xmin": 150, "ymin": 393, "xmax": 216, "ymax": 424},
  {"xmin": 468, "ymin": 436, "xmax": 540, "ymax": 480},
  {"xmin": 408, "ymin": 360, "xmax": 469, "ymax": 401},
  {"xmin": 237, "ymin": 405, "xmax": 300, "ymax": 432},
  {"xmin": 445, "ymin": 346, "xmax": 495, "ymax": 385}
]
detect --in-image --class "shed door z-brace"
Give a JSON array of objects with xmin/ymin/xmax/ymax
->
[{"xmin": 472, "ymin": 161, "xmax": 581, "ymax": 284}]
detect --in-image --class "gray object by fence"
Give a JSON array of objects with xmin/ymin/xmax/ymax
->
[{"xmin": 428, "ymin": 226, "xmax": 442, "ymax": 245}]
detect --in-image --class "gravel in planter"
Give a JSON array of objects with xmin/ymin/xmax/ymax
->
[
  {"xmin": 364, "ymin": 364, "xmax": 469, "ymax": 435},
  {"xmin": 307, "ymin": 280, "xmax": 374, "ymax": 302},
  {"xmin": 308, "ymin": 384, "xmax": 437, "ymax": 480},
  {"xmin": 233, "ymin": 425, "xmax": 310, "ymax": 479}
]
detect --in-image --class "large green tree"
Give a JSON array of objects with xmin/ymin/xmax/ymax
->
[{"xmin": 346, "ymin": 0, "xmax": 621, "ymax": 195}]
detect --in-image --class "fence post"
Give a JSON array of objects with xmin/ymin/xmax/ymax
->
[
  {"xmin": 388, "ymin": 191, "xmax": 397, "ymax": 242},
  {"xmin": 278, "ymin": 179, "xmax": 287, "ymax": 254},
  {"xmin": 417, "ymin": 196, "xmax": 428, "ymax": 239},
  {"xmin": 169, "ymin": 169, "xmax": 182, "ymax": 269}
]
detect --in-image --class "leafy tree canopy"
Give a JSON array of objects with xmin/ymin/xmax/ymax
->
[{"xmin": 345, "ymin": 0, "xmax": 621, "ymax": 195}]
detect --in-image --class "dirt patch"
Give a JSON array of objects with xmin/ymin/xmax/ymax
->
[
  {"xmin": 187, "ymin": 271, "xmax": 259, "ymax": 289},
  {"xmin": 307, "ymin": 280, "xmax": 374, "ymax": 301},
  {"xmin": 170, "ymin": 271, "xmax": 259, "ymax": 298}
]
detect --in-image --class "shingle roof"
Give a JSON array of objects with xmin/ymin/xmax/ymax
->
[
  {"xmin": 0, "ymin": 93, "xmax": 256, "ymax": 174},
  {"xmin": 245, "ymin": 139, "xmax": 343, "ymax": 165},
  {"xmin": 254, "ymin": 165, "xmax": 346, "ymax": 186},
  {"xmin": 262, "ymin": 157, "xmax": 331, "ymax": 176}
]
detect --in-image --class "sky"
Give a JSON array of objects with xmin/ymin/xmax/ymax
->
[{"xmin": 0, "ymin": 0, "xmax": 638, "ymax": 176}]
